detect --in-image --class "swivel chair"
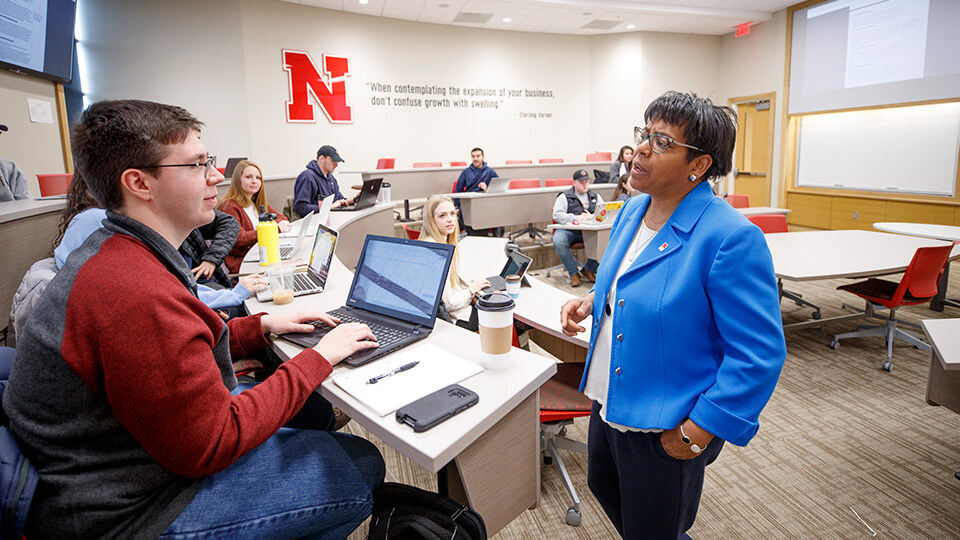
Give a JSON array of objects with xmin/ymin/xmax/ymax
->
[
  {"xmin": 36, "ymin": 173, "xmax": 73, "ymax": 197},
  {"xmin": 724, "ymin": 193, "xmax": 749, "ymax": 208},
  {"xmin": 506, "ymin": 160, "xmax": 533, "ymax": 165},
  {"xmin": 830, "ymin": 242, "xmax": 956, "ymax": 371},
  {"xmin": 539, "ymin": 158, "xmax": 563, "ymax": 164},
  {"xmin": 586, "ymin": 152, "xmax": 612, "ymax": 162},
  {"xmin": 412, "ymin": 162, "xmax": 442, "ymax": 168},
  {"xmin": 376, "ymin": 158, "xmax": 395, "ymax": 170},
  {"xmin": 507, "ymin": 179, "xmax": 548, "ymax": 243}
]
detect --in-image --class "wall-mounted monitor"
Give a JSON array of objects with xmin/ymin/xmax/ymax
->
[{"xmin": 0, "ymin": 0, "xmax": 77, "ymax": 84}]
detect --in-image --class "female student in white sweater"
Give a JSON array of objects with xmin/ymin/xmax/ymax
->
[{"xmin": 417, "ymin": 195, "xmax": 489, "ymax": 331}]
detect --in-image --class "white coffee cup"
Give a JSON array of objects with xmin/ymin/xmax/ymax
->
[
  {"xmin": 505, "ymin": 274, "xmax": 521, "ymax": 299},
  {"xmin": 476, "ymin": 292, "xmax": 515, "ymax": 370}
]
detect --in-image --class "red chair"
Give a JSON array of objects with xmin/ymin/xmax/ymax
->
[
  {"xmin": 539, "ymin": 158, "xmax": 563, "ymax": 164},
  {"xmin": 586, "ymin": 152, "xmax": 612, "ymax": 162},
  {"xmin": 401, "ymin": 223, "xmax": 420, "ymax": 240},
  {"xmin": 449, "ymin": 161, "xmax": 467, "ymax": 167},
  {"xmin": 509, "ymin": 179, "xmax": 541, "ymax": 189},
  {"xmin": 215, "ymin": 167, "xmax": 226, "ymax": 175},
  {"xmin": 506, "ymin": 160, "xmax": 532, "ymax": 165},
  {"xmin": 36, "ymin": 173, "xmax": 73, "ymax": 197},
  {"xmin": 376, "ymin": 158, "xmax": 395, "ymax": 169},
  {"xmin": 748, "ymin": 214, "xmax": 821, "ymax": 320},
  {"xmin": 539, "ymin": 362, "xmax": 590, "ymax": 526},
  {"xmin": 724, "ymin": 194, "xmax": 749, "ymax": 208},
  {"xmin": 830, "ymin": 242, "xmax": 958, "ymax": 372},
  {"xmin": 545, "ymin": 178, "xmax": 573, "ymax": 187},
  {"xmin": 412, "ymin": 162, "xmax": 442, "ymax": 168}
]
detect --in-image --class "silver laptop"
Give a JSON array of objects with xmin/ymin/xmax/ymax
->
[
  {"xmin": 484, "ymin": 177, "xmax": 511, "ymax": 193},
  {"xmin": 257, "ymin": 223, "xmax": 338, "ymax": 302},
  {"xmin": 279, "ymin": 211, "xmax": 315, "ymax": 260}
]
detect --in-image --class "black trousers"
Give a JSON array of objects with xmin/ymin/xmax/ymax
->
[{"xmin": 587, "ymin": 401, "xmax": 724, "ymax": 539}]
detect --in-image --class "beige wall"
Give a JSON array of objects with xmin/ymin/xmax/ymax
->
[{"xmin": 0, "ymin": 71, "xmax": 66, "ymax": 197}]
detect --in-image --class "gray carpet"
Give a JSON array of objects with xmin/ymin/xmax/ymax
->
[{"xmin": 348, "ymin": 264, "xmax": 960, "ymax": 539}]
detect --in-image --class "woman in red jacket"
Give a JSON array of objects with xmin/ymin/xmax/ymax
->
[{"xmin": 218, "ymin": 160, "xmax": 291, "ymax": 273}]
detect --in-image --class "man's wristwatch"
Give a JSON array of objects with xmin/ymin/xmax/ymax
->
[{"xmin": 678, "ymin": 423, "xmax": 703, "ymax": 454}]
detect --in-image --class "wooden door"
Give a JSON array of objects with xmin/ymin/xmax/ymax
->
[{"xmin": 732, "ymin": 99, "xmax": 772, "ymax": 206}]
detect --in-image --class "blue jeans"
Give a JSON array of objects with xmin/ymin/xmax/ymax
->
[
  {"xmin": 161, "ymin": 389, "xmax": 385, "ymax": 539},
  {"xmin": 553, "ymin": 229, "xmax": 598, "ymax": 277}
]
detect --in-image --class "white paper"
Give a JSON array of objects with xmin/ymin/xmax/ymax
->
[
  {"xmin": 27, "ymin": 98, "xmax": 53, "ymax": 124},
  {"xmin": 333, "ymin": 343, "xmax": 483, "ymax": 417}
]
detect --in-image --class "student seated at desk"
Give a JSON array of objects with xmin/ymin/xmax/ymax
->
[
  {"xmin": 418, "ymin": 195, "xmax": 490, "ymax": 331},
  {"xmin": 0, "ymin": 124, "xmax": 32, "ymax": 201},
  {"xmin": 217, "ymin": 159, "xmax": 291, "ymax": 273},
  {"xmin": 613, "ymin": 173, "xmax": 635, "ymax": 201},
  {"xmin": 4, "ymin": 100, "xmax": 384, "ymax": 539},
  {"xmin": 293, "ymin": 145, "xmax": 351, "ymax": 217},
  {"xmin": 608, "ymin": 145, "xmax": 634, "ymax": 184},
  {"xmin": 553, "ymin": 169, "xmax": 603, "ymax": 287},
  {"xmin": 454, "ymin": 147, "xmax": 500, "ymax": 236}
]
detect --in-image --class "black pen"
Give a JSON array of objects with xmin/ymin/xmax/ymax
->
[{"xmin": 367, "ymin": 361, "xmax": 419, "ymax": 384}]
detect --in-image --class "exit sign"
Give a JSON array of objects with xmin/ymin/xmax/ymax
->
[{"xmin": 735, "ymin": 22, "xmax": 751, "ymax": 37}]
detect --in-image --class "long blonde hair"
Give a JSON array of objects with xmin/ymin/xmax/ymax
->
[
  {"xmin": 220, "ymin": 160, "xmax": 267, "ymax": 209},
  {"xmin": 420, "ymin": 195, "xmax": 462, "ymax": 291}
]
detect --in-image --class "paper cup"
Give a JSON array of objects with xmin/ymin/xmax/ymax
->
[{"xmin": 476, "ymin": 292, "xmax": 515, "ymax": 370}]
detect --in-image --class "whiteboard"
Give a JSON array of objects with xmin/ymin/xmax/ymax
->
[{"xmin": 796, "ymin": 102, "xmax": 960, "ymax": 196}]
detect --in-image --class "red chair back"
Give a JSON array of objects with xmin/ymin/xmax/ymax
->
[
  {"xmin": 413, "ymin": 162, "xmax": 442, "ymax": 168},
  {"xmin": 539, "ymin": 363, "xmax": 590, "ymax": 422},
  {"xmin": 539, "ymin": 158, "xmax": 563, "ymax": 164},
  {"xmin": 37, "ymin": 173, "xmax": 73, "ymax": 197},
  {"xmin": 376, "ymin": 158, "xmax": 395, "ymax": 169},
  {"xmin": 900, "ymin": 243, "xmax": 957, "ymax": 301},
  {"xmin": 449, "ymin": 161, "xmax": 467, "ymax": 167},
  {"xmin": 586, "ymin": 152, "xmax": 612, "ymax": 162},
  {"xmin": 506, "ymin": 160, "xmax": 533, "ymax": 165},
  {"xmin": 401, "ymin": 223, "xmax": 420, "ymax": 240},
  {"xmin": 509, "ymin": 179, "xmax": 541, "ymax": 189},
  {"xmin": 545, "ymin": 178, "xmax": 573, "ymax": 187},
  {"xmin": 746, "ymin": 214, "xmax": 788, "ymax": 234},
  {"xmin": 215, "ymin": 167, "xmax": 226, "ymax": 175},
  {"xmin": 725, "ymin": 194, "xmax": 749, "ymax": 208}
]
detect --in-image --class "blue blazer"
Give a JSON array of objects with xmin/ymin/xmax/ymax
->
[{"xmin": 579, "ymin": 181, "xmax": 786, "ymax": 446}]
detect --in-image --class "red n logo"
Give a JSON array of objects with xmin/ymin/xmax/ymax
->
[{"xmin": 282, "ymin": 49, "xmax": 352, "ymax": 124}]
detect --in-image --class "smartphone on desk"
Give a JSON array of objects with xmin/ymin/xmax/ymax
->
[{"xmin": 396, "ymin": 384, "xmax": 479, "ymax": 432}]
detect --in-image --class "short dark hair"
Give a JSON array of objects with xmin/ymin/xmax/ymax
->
[
  {"xmin": 470, "ymin": 147, "xmax": 484, "ymax": 156},
  {"xmin": 71, "ymin": 100, "xmax": 204, "ymax": 211},
  {"xmin": 643, "ymin": 91, "xmax": 736, "ymax": 181}
]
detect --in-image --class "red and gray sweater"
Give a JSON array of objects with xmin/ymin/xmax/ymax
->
[{"xmin": 3, "ymin": 211, "xmax": 331, "ymax": 539}]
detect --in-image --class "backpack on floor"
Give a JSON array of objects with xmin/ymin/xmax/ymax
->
[{"xmin": 367, "ymin": 482, "xmax": 486, "ymax": 540}]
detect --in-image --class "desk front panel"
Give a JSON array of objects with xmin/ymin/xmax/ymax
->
[{"xmin": 1, "ymin": 201, "xmax": 64, "ymax": 330}]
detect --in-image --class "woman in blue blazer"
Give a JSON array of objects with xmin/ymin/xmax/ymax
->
[{"xmin": 561, "ymin": 91, "xmax": 786, "ymax": 539}]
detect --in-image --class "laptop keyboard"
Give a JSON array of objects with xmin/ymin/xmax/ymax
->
[
  {"xmin": 486, "ymin": 275, "xmax": 506, "ymax": 291},
  {"xmin": 309, "ymin": 308, "xmax": 408, "ymax": 349},
  {"xmin": 280, "ymin": 246, "xmax": 294, "ymax": 258},
  {"xmin": 293, "ymin": 272, "xmax": 320, "ymax": 293}
]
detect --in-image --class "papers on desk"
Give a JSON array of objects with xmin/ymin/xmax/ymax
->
[{"xmin": 332, "ymin": 343, "xmax": 483, "ymax": 417}]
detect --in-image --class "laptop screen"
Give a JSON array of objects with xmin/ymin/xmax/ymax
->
[
  {"xmin": 346, "ymin": 235, "xmax": 455, "ymax": 328},
  {"xmin": 500, "ymin": 250, "xmax": 532, "ymax": 278},
  {"xmin": 307, "ymin": 223, "xmax": 338, "ymax": 285}
]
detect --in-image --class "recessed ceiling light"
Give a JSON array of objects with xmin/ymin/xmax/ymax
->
[
  {"xmin": 503, "ymin": 17, "xmax": 512, "ymax": 23},
  {"xmin": 359, "ymin": 0, "xmax": 368, "ymax": 4},
  {"xmin": 627, "ymin": 24, "xmax": 635, "ymax": 29}
]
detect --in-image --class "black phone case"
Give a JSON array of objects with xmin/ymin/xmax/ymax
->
[{"xmin": 396, "ymin": 384, "xmax": 479, "ymax": 432}]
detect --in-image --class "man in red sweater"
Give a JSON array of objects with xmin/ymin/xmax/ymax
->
[{"xmin": 4, "ymin": 100, "xmax": 384, "ymax": 539}]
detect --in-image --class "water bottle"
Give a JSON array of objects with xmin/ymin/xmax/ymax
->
[
  {"xmin": 381, "ymin": 182, "xmax": 391, "ymax": 203},
  {"xmin": 256, "ymin": 205, "xmax": 280, "ymax": 266}
]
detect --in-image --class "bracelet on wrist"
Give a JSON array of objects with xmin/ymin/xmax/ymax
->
[{"xmin": 678, "ymin": 423, "xmax": 703, "ymax": 454}]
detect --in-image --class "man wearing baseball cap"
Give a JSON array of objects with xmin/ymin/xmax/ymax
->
[
  {"xmin": 0, "ymin": 123, "xmax": 33, "ymax": 201},
  {"xmin": 293, "ymin": 144, "xmax": 350, "ymax": 216},
  {"xmin": 552, "ymin": 169, "xmax": 603, "ymax": 287}
]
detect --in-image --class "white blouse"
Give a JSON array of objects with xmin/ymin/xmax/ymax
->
[{"xmin": 583, "ymin": 220, "xmax": 660, "ymax": 432}]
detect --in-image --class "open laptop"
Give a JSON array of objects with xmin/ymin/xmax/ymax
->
[
  {"xmin": 279, "ymin": 235, "xmax": 455, "ymax": 367},
  {"xmin": 257, "ymin": 223, "xmax": 338, "ymax": 302},
  {"xmin": 331, "ymin": 177, "xmax": 382, "ymax": 212},
  {"xmin": 279, "ymin": 211, "xmax": 315, "ymax": 260},
  {"xmin": 484, "ymin": 177, "xmax": 511, "ymax": 193},
  {"xmin": 481, "ymin": 249, "xmax": 533, "ymax": 294},
  {"xmin": 223, "ymin": 157, "xmax": 247, "ymax": 178}
]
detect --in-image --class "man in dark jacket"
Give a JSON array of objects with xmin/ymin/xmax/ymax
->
[
  {"xmin": 454, "ymin": 147, "xmax": 499, "ymax": 235},
  {"xmin": 293, "ymin": 145, "xmax": 351, "ymax": 217}
]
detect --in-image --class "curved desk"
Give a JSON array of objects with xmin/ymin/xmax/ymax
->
[
  {"xmin": 244, "ymin": 254, "xmax": 556, "ymax": 535},
  {"xmin": 0, "ymin": 198, "xmax": 66, "ymax": 330},
  {"xmin": 450, "ymin": 184, "xmax": 617, "ymax": 230}
]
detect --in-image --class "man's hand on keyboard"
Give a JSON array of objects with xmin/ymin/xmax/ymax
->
[
  {"xmin": 260, "ymin": 311, "xmax": 339, "ymax": 335},
  {"xmin": 314, "ymin": 323, "xmax": 379, "ymax": 366}
]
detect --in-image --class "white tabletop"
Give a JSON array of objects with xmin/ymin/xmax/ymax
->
[
  {"xmin": 765, "ymin": 230, "xmax": 960, "ymax": 282},
  {"xmin": 448, "ymin": 184, "xmax": 616, "ymax": 199},
  {"xmin": 245, "ymin": 256, "xmax": 556, "ymax": 473},
  {"xmin": 0, "ymin": 197, "xmax": 66, "ymax": 224},
  {"xmin": 873, "ymin": 222, "xmax": 960, "ymax": 242},
  {"xmin": 921, "ymin": 319, "xmax": 960, "ymax": 371},
  {"xmin": 738, "ymin": 206, "xmax": 792, "ymax": 216}
]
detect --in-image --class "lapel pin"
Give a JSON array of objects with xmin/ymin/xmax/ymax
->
[{"xmin": 658, "ymin": 242, "xmax": 668, "ymax": 252}]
